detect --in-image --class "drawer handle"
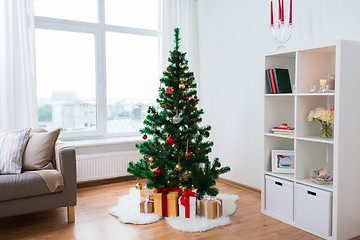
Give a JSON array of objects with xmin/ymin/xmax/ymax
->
[
  {"xmin": 307, "ymin": 191, "xmax": 316, "ymax": 196},
  {"xmin": 275, "ymin": 181, "xmax": 283, "ymax": 186}
]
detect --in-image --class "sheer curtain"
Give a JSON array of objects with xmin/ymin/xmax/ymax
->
[
  {"xmin": 0, "ymin": 0, "xmax": 38, "ymax": 130},
  {"xmin": 159, "ymin": 0, "xmax": 199, "ymax": 82}
]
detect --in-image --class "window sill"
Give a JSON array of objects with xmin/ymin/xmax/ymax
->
[{"xmin": 63, "ymin": 136, "xmax": 144, "ymax": 148}]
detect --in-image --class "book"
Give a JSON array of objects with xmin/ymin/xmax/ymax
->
[
  {"xmin": 265, "ymin": 70, "xmax": 273, "ymax": 94},
  {"xmin": 269, "ymin": 69, "xmax": 277, "ymax": 94},
  {"xmin": 273, "ymin": 132, "xmax": 295, "ymax": 135},
  {"xmin": 271, "ymin": 129, "xmax": 295, "ymax": 132},
  {"xmin": 272, "ymin": 68, "xmax": 292, "ymax": 93}
]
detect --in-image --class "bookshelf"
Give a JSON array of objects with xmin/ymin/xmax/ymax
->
[{"xmin": 262, "ymin": 40, "xmax": 360, "ymax": 239}]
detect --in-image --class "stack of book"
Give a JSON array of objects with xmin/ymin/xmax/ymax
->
[
  {"xmin": 265, "ymin": 68, "xmax": 292, "ymax": 94},
  {"xmin": 272, "ymin": 123, "xmax": 295, "ymax": 135}
]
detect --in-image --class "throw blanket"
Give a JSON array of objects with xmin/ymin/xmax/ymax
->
[{"xmin": 32, "ymin": 169, "xmax": 64, "ymax": 192}]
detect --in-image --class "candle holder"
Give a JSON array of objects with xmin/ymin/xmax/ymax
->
[{"xmin": 270, "ymin": 22, "xmax": 293, "ymax": 49}]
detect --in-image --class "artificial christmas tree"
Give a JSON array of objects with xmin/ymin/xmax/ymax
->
[{"xmin": 127, "ymin": 28, "xmax": 230, "ymax": 199}]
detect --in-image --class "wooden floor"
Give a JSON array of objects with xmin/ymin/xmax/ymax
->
[{"xmin": 0, "ymin": 179, "xmax": 355, "ymax": 240}]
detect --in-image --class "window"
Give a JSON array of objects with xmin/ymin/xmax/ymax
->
[{"xmin": 34, "ymin": 0, "xmax": 159, "ymax": 139}]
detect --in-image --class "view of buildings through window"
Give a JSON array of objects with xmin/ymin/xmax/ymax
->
[{"xmin": 34, "ymin": 0, "xmax": 158, "ymax": 137}]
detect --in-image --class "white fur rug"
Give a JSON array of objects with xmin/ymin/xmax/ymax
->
[{"xmin": 109, "ymin": 188, "xmax": 239, "ymax": 232}]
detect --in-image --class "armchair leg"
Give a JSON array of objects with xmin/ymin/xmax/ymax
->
[{"xmin": 67, "ymin": 206, "xmax": 75, "ymax": 223}]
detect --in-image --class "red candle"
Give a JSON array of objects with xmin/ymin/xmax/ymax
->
[
  {"xmin": 281, "ymin": 0, "xmax": 284, "ymax": 22},
  {"xmin": 278, "ymin": 0, "xmax": 281, "ymax": 20},
  {"xmin": 271, "ymin": 1, "xmax": 274, "ymax": 25},
  {"xmin": 289, "ymin": 0, "xmax": 292, "ymax": 24}
]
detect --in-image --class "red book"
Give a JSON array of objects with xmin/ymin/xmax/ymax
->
[{"xmin": 269, "ymin": 69, "xmax": 277, "ymax": 93}]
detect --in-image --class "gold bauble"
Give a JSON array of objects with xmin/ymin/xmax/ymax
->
[
  {"xmin": 135, "ymin": 182, "xmax": 142, "ymax": 190},
  {"xmin": 149, "ymin": 157, "xmax": 154, "ymax": 163},
  {"xmin": 176, "ymin": 163, "xmax": 182, "ymax": 171},
  {"xmin": 179, "ymin": 83, "xmax": 185, "ymax": 89}
]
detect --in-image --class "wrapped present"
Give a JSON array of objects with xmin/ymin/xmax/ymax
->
[
  {"xmin": 153, "ymin": 187, "xmax": 181, "ymax": 217},
  {"xmin": 200, "ymin": 196, "xmax": 223, "ymax": 219},
  {"xmin": 140, "ymin": 188, "xmax": 156, "ymax": 200},
  {"xmin": 178, "ymin": 189, "xmax": 197, "ymax": 218},
  {"xmin": 140, "ymin": 200, "xmax": 154, "ymax": 213},
  {"xmin": 140, "ymin": 187, "xmax": 154, "ymax": 213}
]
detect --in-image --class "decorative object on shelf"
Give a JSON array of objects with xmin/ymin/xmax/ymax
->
[
  {"xmin": 271, "ymin": 150, "xmax": 294, "ymax": 173},
  {"xmin": 319, "ymin": 79, "xmax": 327, "ymax": 93},
  {"xmin": 269, "ymin": 0, "xmax": 293, "ymax": 49},
  {"xmin": 328, "ymin": 75, "xmax": 335, "ymax": 90},
  {"xmin": 265, "ymin": 68, "xmax": 292, "ymax": 94},
  {"xmin": 271, "ymin": 123, "xmax": 294, "ymax": 135},
  {"xmin": 308, "ymin": 108, "xmax": 334, "ymax": 138},
  {"xmin": 309, "ymin": 85, "xmax": 317, "ymax": 93},
  {"xmin": 310, "ymin": 167, "xmax": 333, "ymax": 185}
]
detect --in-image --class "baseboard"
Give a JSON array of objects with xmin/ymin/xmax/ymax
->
[
  {"xmin": 218, "ymin": 177, "xmax": 261, "ymax": 194},
  {"xmin": 77, "ymin": 176, "xmax": 136, "ymax": 188}
]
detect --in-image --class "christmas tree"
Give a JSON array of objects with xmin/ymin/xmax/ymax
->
[{"xmin": 127, "ymin": 28, "xmax": 230, "ymax": 199}]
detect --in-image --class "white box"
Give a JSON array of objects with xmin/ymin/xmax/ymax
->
[
  {"xmin": 265, "ymin": 175, "xmax": 294, "ymax": 220},
  {"xmin": 295, "ymin": 183, "xmax": 332, "ymax": 236},
  {"xmin": 178, "ymin": 195, "xmax": 196, "ymax": 218}
]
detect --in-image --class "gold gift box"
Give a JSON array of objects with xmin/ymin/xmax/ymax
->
[
  {"xmin": 153, "ymin": 191, "xmax": 179, "ymax": 217},
  {"xmin": 140, "ymin": 200, "xmax": 154, "ymax": 213},
  {"xmin": 140, "ymin": 188, "xmax": 156, "ymax": 200},
  {"xmin": 200, "ymin": 198, "xmax": 223, "ymax": 219}
]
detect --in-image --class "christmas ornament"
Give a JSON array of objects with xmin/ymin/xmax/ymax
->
[
  {"xmin": 166, "ymin": 88, "xmax": 172, "ymax": 94},
  {"xmin": 179, "ymin": 83, "xmax": 185, "ymax": 89},
  {"xmin": 147, "ymin": 109, "xmax": 150, "ymax": 113},
  {"xmin": 176, "ymin": 163, "xmax": 182, "ymax": 171},
  {"xmin": 194, "ymin": 95, "xmax": 198, "ymax": 99},
  {"xmin": 183, "ymin": 60, "xmax": 186, "ymax": 64},
  {"xmin": 185, "ymin": 152, "xmax": 192, "ymax": 160},
  {"xmin": 149, "ymin": 157, "xmax": 154, "ymax": 163},
  {"xmin": 215, "ymin": 162, "xmax": 221, "ymax": 168},
  {"xmin": 173, "ymin": 115, "xmax": 181, "ymax": 124},
  {"xmin": 154, "ymin": 167, "xmax": 161, "ymax": 175},
  {"xmin": 205, "ymin": 131, "xmax": 210, "ymax": 137},
  {"xmin": 142, "ymin": 135, "xmax": 147, "ymax": 140},
  {"xmin": 135, "ymin": 182, "xmax": 142, "ymax": 190},
  {"xmin": 189, "ymin": 119, "xmax": 195, "ymax": 125},
  {"xmin": 184, "ymin": 96, "xmax": 189, "ymax": 101},
  {"xmin": 166, "ymin": 136, "xmax": 175, "ymax": 144},
  {"xmin": 166, "ymin": 66, "xmax": 169, "ymax": 71},
  {"xmin": 165, "ymin": 103, "xmax": 171, "ymax": 108}
]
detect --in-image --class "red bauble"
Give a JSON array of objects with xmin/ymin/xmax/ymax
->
[
  {"xmin": 194, "ymin": 95, "xmax": 198, "ymax": 99},
  {"xmin": 154, "ymin": 167, "xmax": 161, "ymax": 175},
  {"xmin": 166, "ymin": 66, "xmax": 170, "ymax": 71},
  {"xmin": 184, "ymin": 96, "xmax": 189, "ymax": 101},
  {"xmin": 166, "ymin": 136, "xmax": 175, "ymax": 144},
  {"xmin": 142, "ymin": 135, "xmax": 147, "ymax": 140},
  {"xmin": 147, "ymin": 109, "xmax": 150, "ymax": 113},
  {"xmin": 185, "ymin": 152, "xmax": 192, "ymax": 160},
  {"xmin": 166, "ymin": 88, "xmax": 172, "ymax": 94}
]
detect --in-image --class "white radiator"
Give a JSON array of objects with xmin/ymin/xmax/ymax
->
[{"xmin": 76, "ymin": 151, "xmax": 142, "ymax": 182}]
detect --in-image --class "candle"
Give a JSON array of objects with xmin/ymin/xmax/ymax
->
[
  {"xmin": 320, "ymin": 79, "xmax": 327, "ymax": 90},
  {"xmin": 289, "ymin": 0, "xmax": 292, "ymax": 24},
  {"xmin": 281, "ymin": 0, "xmax": 284, "ymax": 22},
  {"xmin": 278, "ymin": 0, "xmax": 281, "ymax": 20},
  {"xmin": 271, "ymin": 1, "xmax": 274, "ymax": 25}
]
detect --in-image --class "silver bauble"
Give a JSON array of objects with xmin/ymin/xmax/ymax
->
[{"xmin": 173, "ymin": 115, "xmax": 181, "ymax": 124}]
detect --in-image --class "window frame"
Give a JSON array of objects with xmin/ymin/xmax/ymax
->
[{"xmin": 34, "ymin": 0, "xmax": 158, "ymax": 140}]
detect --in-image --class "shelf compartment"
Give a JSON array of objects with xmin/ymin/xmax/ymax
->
[
  {"xmin": 265, "ymin": 96, "xmax": 294, "ymax": 133},
  {"xmin": 296, "ymin": 140, "xmax": 333, "ymax": 183},
  {"xmin": 296, "ymin": 95, "xmax": 334, "ymax": 138},
  {"xmin": 296, "ymin": 47, "xmax": 336, "ymax": 94},
  {"xmin": 264, "ymin": 136, "xmax": 294, "ymax": 173}
]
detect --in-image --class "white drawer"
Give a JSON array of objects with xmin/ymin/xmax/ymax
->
[
  {"xmin": 265, "ymin": 175, "xmax": 294, "ymax": 220},
  {"xmin": 295, "ymin": 183, "xmax": 332, "ymax": 236}
]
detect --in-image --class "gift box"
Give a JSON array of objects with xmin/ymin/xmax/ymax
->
[
  {"xmin": 153, "ymin": 188, "xmax": 179, "ymax": 217},
  {"xmin": 140, "ymin": 188, "xmax": 156, "ymax": 200},
  {"xmin": 200, "ymin": 196, "xmax": 223, "ymax": 219},
  {"xmin": 178, "ymin": 189, "xmax": 197, "ymax": 218},
  {"xmin": 140, "ymin": 200, "xmax": 154, "ymax": 213}
]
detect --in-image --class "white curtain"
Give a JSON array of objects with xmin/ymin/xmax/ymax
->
[
  {"xmin": 159, "ymin": 0, "xmax": 199, "ymax": 83},
  {"xmin": 0, "ymin": 0, "xmax": 38, "ymax": 130}
]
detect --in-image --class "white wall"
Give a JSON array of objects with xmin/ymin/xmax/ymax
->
[{"xmin": 197, "ymin": 0, "xmax": 360, "ymax": 189}]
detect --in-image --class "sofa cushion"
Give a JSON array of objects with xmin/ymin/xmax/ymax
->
[
  {"xmin": 0, "ymin": 128, "xmax": 31, "ymax": 174},
  {"xmin": 0, "ymin": 171, "xmax": 63, "ymax": 202},
  {"xmin": 22, "ymin": 128, "xmax": 62, "ymax": 171}
]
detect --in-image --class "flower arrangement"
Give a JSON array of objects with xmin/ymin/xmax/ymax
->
[{"xmin": 308, "ymin": 108, "xmax": 334, "ymax": 138}]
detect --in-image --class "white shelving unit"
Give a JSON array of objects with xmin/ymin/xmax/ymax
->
[{"xmin": 262, "ymin": 40, "xmax": 360, "ymax": 240}]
